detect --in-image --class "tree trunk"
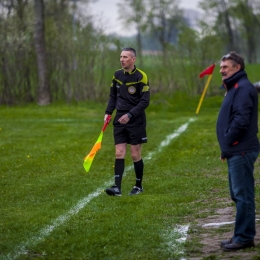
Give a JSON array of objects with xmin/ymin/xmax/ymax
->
[
  {"xmin": 136, "ymin": 28, "xmax": 143, "ymax": 67},
  {"xmin": 34, "ymin": 0, "xmax": 51, "ymax": 105},
  {"xmin": 220, "ymin": 0, "xmax": 235, "ymax": 51},
  {"xmin": 239, "ymin": 0, "xmax": 258, "ymax": 63}
]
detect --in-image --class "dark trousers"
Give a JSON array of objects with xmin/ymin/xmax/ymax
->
[{"xmin": 227, "ymin": 151, "xmax": 259, "ymax": 243}]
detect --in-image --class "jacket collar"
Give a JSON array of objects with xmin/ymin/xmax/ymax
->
[
  {"xmin": 124, "ymin": 65, "xmax": 136, "ymax": 75},
  {"xmin": 222, "ymin": 70, "xmax": 247, "ymax": 90}
]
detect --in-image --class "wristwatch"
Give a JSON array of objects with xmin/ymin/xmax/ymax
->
[{"xmin": 127, "ymin": 113, "xmax": 132, "ymax": 119}]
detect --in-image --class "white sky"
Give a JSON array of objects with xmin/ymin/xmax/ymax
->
[{"xmin": 89, "ymin": 0, "xmax": 200, "ymax": 36}]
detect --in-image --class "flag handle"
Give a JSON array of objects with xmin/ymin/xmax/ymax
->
[
  {"xmin": 196, "ymin": 74, "xmax": 213, "ymax": 114},
  {"xmin": 102, "ymin": 115, "xmax": 111, "ymax": 132}
]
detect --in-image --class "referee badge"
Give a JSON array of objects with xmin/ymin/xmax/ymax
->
[{"xmin": 128, "ymin": 86, "xmax": 136, "ymax": 94}]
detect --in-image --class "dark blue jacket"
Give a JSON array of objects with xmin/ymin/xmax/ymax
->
[{"xmin": 216, "ymin": 70, "xmax": 259, "ymax": 158}]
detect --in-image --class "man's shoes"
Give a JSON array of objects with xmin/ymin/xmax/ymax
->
[
  {"xmin": 129, "ymin": 186, "xmax": 143, "ymax": 195},
  {"xmin": 105, "ymin": 185, "xmax": 121, "ymax": 196},
  {"xmin": 220, "ymin": 238, "xmax": 233, "ymax": 248},
  {"xmin": 222, "ymin": 240, "xmax": 255, "ymax": 252}
]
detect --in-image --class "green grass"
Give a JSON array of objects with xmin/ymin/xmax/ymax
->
[{"xmin": 1, "ymin": 94, "xmax": 260, "ymax": 259}]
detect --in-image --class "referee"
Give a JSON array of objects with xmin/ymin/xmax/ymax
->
[{"xmin": 104, "ymin": 47, "xmax": 150, "ymax": 196}]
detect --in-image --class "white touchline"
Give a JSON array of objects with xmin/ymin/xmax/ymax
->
[
  {"xmin": 202, "ymin": 221, "xmax": 235, "ymax": 227},
  {"xmin": 7, "ymin": 118, "xmax": 196, "ymax": 260},
  {"xmin": 146, "ymin": 118, "xmax": 196, "ymax": 160},
  {"xmin": 175, "ymin": 225, "xmax": 190, "ymax": 243},
  {"xmin": 175, "ymin": 225, "xmax": 190, "ymax": 260},
  {"xmin": 202, "ymin": 219, "xmax": 260, "ymax": 227}
]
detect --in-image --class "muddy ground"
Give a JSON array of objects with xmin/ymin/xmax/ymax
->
[{"xmin": 186, "ymin": 199, "xmax": 260, "ymax": 260}]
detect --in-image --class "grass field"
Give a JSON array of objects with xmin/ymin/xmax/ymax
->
[{"xmin": 1, "ymin": 93, "xmax": 260, "ymax": 260}]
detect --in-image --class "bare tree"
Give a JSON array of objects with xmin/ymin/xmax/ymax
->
[
  {"xmin": 34, "ymin": 0, "xmax": 51, "ymax": 105},
  {"xmin": 199, "ymin": 0, "xmax": 260, "ymax": 62},
  {"xmin": 221, "ymin": 0, "xmax": 235, "ymax": 51},
  {"xmin": 234, "ymin": 0, "xmax": 260, "ymax": 63},
  {"xmin": 147, "ymin": 0, "xmax": 184, "ymax": 64},
  {"xmin": 117, "ymin": 0, "xmax": 147, "ymax": 66},
  {"xmin": 199, "ymin": 0, "xmax": 235, "ymax": 52}
]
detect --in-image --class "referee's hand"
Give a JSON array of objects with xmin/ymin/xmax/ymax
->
[
  {"xmin": 104, "ymin": 114, "xmax": 111, "ymax": 123},
  {"xmin": 118, "ymin": 114, "xmax": 130, "ymax": 124}
]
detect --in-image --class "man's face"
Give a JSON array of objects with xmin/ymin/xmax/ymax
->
[
  {"xmin": 220, "ymin": 59, "xmax": 241, "ymax": 80},
  {"xmin": 120, "ymin": 51, "xmax": 136, "ymax": 71}
]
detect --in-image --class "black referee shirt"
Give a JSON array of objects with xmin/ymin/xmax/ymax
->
[{"xmin": 105, "ymin": 66, "xmax": 150, "ymax": 117}]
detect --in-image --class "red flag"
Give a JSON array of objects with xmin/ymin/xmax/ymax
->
[{"xmin": 199, "ymin": 64, "xmax": 215, "ymax": 78}]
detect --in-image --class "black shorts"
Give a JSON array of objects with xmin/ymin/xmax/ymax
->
[{"xmin": 113, "ymin": 111, "xmax": 147, "ymax": 145}]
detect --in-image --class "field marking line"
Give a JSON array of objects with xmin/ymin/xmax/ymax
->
[
  {"xmin": 175, "ymin": 225, "xmax": 190, "ymax": 260},
  {"xmin": 6, "ymin": 118, "xmax": 196, "ymax": 260},
  {"xmin": 175, "ymin": 225, "xmax": 190, "ymax": 243},
  {"xmin": 202, "ymin": 218, "xmax": 260, "ymax": 227},
  {"xmin": 202, "ymin": 221, "xmax": 235, "ymax": 227}
]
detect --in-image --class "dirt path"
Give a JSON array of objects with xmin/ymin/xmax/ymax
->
[{"xmin": 186, "ymin": 201, "xmax": 260, "ymax": 259}]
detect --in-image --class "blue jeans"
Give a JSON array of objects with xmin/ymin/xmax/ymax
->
[{"xmin": 227, "ymin": 151, "xmax": 259, "ymax": 244}]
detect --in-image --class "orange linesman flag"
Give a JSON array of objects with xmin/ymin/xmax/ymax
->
[
  {"xmin": 83, "ymin": 115, "xmax": 111, "ymax": 172},
  {"xmin": 196, "ymin": 64, "xmax": 216, "ymax": 114}
]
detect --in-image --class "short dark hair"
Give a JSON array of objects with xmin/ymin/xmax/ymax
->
[
  {"xmin": 221, "ymin": 51, "xmax": 245, "ymax": 70},
  {"xmin": 122, "ymin": 47, "xmax": 136, "ymax": 57}
]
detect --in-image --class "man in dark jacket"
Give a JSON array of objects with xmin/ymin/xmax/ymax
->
[
  {"xmin": 104, "ymin": 47, "xmax": 150, "ymax": 196},
  {"xmin": 217, "ymin": 51, "xmax": 259, "ymax": 252}
]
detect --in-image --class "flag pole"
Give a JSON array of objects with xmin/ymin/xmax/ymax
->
[{"xmin": 196, "ymin": 74, "xmax": 213, "ymax": 114}]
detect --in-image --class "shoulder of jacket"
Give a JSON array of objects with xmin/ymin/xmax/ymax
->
[
  {"xmin": 113, "ymin": 69, "xmax": 124, "ymax": 80},
  {"xmin": 235, "ymin": 79, "xmax": 258, "ymax": 98},
  {"xmin": 136, "ymin": 68, "xmax": 147, "ymax": 76},
  {"xmin": 114, "ymin": 68, "xmax": 124, "ymax": 75},
  {"xmin": 237, "ymin": 77, "xmax": 254, "ymax": 89},
  {"xmin": 135, "ymin": 68, "xmax": 148, "ymax": 84}
]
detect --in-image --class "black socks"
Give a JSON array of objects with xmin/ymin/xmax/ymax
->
[
  {"xmin": 134, "ymin": 159, "xmax": 144, "ymax": 188},
  {"xmin": 114, "ymin": 159, "xmax": 124, "ymax": 189},
  {"xmin": 114, "ymin": 158, "xmax": 144, "ymax": 189}
]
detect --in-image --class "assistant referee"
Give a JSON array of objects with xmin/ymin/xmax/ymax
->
[{"xmin": 104, "ymin": 47, "xmax": 150, "ymax": 196}]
